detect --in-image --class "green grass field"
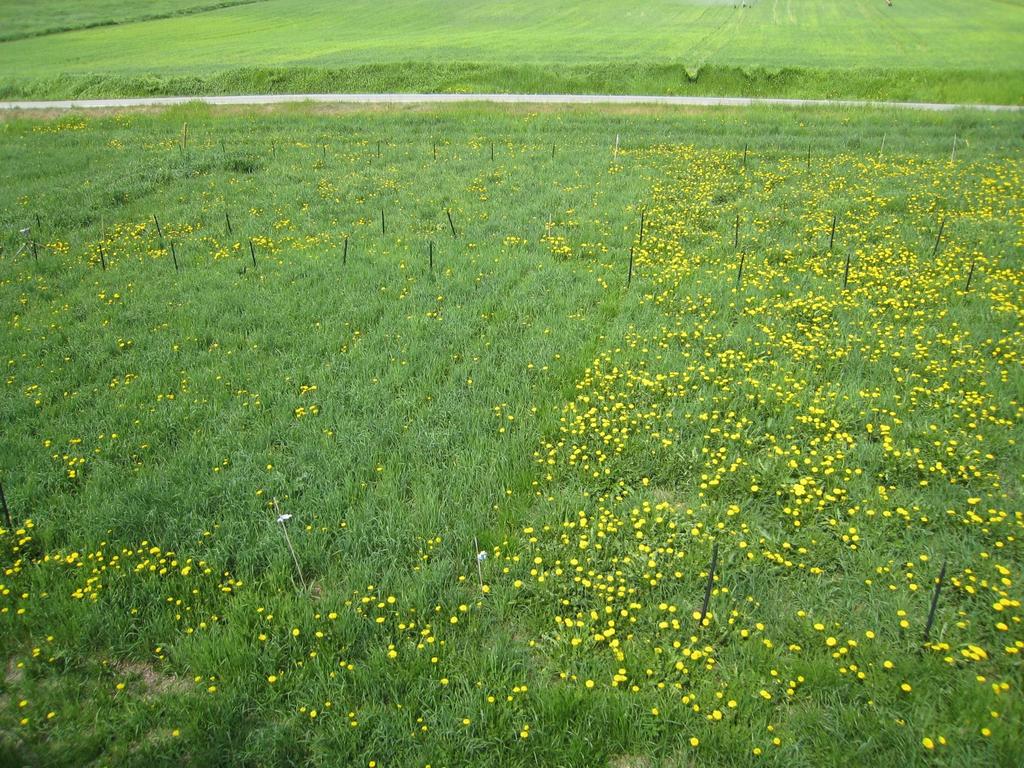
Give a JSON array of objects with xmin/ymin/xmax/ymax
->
[
  {"xmin": 1, "ymin": 0, "xmax": 1022, "ymax": 102},
  {"xmin": 1, "ymin": 103, "xmax": 1022, "ymax": 766}
]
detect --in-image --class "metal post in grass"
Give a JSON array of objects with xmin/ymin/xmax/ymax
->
[
  {"xmin": 964, "ymin": 255, "xmax": 976, "ymax": 292},
  {"xmin": 377, "ymin": 140, "xmax": 381, "ymax": 159},
  {"xmin": 447, "ymin": 209, "xmax": 457, "ymax": 238},
  {"xmin": 153, "ymin": 214, "xmax": 164, "ymax": 243},
  {"xmin": 698, "ymin": 543, "xmax": 719, "ymax": 626},
  {"xmin": 99, "ymin": 242, "xmax": 107, "ymax": 271},
  {"xmin": 343, "ymin": 236, "xmax": 348, "ymax": 265},
  {"xmin": 736, "ymin": 252, "xmax": 745, "ymax": 289},
  {"xmin": 490, "ymin": 141, "xmax": 494, "ymax": 161},
  {"xmin": 734, "ymin": 214, "xmax": 739, "ymax": 249},
  {"xmin": 627, "ymin": 246, "xmax": 634, "ymax": 288},
  {"xmin": 742, "ymin": 142, "xmax": 748, "ymax": 171},
  {"xmin": 225, "ymin": 211, "xmax": 232, "ymax": 236},
  {"xmin": 806, "ymin": 144, "xmax": 811, "ymax": 170},
  {"xmin": 639, "ymin": 209, "xmax": 645, "ymax": 247},
  {"xmin": 433, "ymin": 142, "xmax": 437, "ymax": 161},
  {"xmin": 429, "ymin": 241, "xmax": 434, "ymax": 273},
  {"xmin": 0, "ymin": 481, "xmax": 12, "ymax": 529},
  {"xmin": 552, "ymin": 142, "xmax": 556, "ymax": 159},
  {"xmin": 842, "ymin": 252, "xmax": 851, "ymax": 290},
  {"xmin": 950, "ymin": 134, "xmax": 957, "ymax": 163},
  {"xmin": 274, "ymin": 499, "xmax": 308, "ymax": 592},
  {"xmin": 932, "ymin": 216, "xmax": 946, "ymax": 258},
  {"xmin": 170, "ymin": 241, "xmax": 179, "ymax": 272},
  {"xmin": 381, "ymin": 208, "xmax": 386, "ymax": 237},
  {"xmin": 829, "ymin": 213, "xmax": 837, "ymax": 252},
  {"xmin": 922, "ymin": 559, "xmax": 947, "ymax": 645},
  {"xmin": 249, "ymin": 238, "xmax": 257, "ymax": 269}
]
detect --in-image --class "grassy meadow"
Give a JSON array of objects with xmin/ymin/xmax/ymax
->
[
  {"xmin": 0, "ymin": 0, "xmax": 1022, "ymax": 103},
  {"xmin": 0, "ymin": 104, "xmax": 1022, "ymax": 766}
]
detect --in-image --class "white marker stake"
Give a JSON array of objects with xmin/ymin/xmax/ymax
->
[{"xmin": 274, "ymin": 499, "xmax": 307, "ymax": 591}]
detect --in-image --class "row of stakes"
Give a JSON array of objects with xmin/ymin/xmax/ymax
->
[
  {"xmin": 12, "ymin": 204, "xmax": 975, "ymax": 293},
  {"xmin": 270, "ymin": 493, "xmax": 952, "ymax": 646},
  {"xmin": 178, "ymin": 122, "xmax": 964, "ymax": 168}
]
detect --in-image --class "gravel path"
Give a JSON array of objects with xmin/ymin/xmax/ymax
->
[{"xmin": 1, "ymin": 92, "xmax": 1021, "ymax": 112}]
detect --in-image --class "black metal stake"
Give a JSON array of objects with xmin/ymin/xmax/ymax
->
[
  {"xmin": 736, "ymin": 252, "xmax": 745, "ymax": 289},
  {"xmin": 964, "ymin": 257, "xmax": 976, "ymax": 292},
  {"xmin": 381, "ymin": 208, "xmax": 385, "ymax": 237},
  {"xmin": 429, "ymin": 241, "xmax": 434, "ymax": 273},
  {"xmin": 0, "ymin": 481, "xmax": 11, "ymax": 529},
  {"xmin": 698, "ymin": 543, "xmax": 719, "ymax": 625},
  {"xmin": 490, "ymin": 142, "xmax": 494, "ymax": 161},
  {"xmin": 343, "ymin": 237, "xmax": 348, "ymax": 265},
  {"xmin": 932, "ymin": 217, "xmax": 946, "ymax": 258},
  {"xmin": 433, "ymin": 142, "xmax": 437, "ymax": 161},
  {"xmin": 639, "ymin": 210, "xmax": 645, "ymax": 247},
  {"xmin": 31, "ymin": 240, "xmax": 38, "ymax": 262},
  {"xmin": 829, "ymin": 213, "xmax": 837, "ymax": 251},
  {"xmin": 552, "ymin": 143, "xmax": 556, "ymax": 158},
  {"xmin": 447, "ymin": 209, "xmax": 457, "ymax": 238},
  {"xmin": 734, "ymin": 214, "xmax": 739, "ymax": 249},
  {"xmin": 170, "ymin": 242, "xmax": 179, "ymax": 272},
  {"xmin": 923, "ymin": 560, "xmax": 947, "ymax": 644},
  {"xmin": 225, "ymin": 211, "xmax": 232, "ymax": 235},
  {"xmin": 249, "ymin": 238, "xmax": 257, "ymax": 269},
  {"xmin": 377, "ymin": 140, "xmax": 381, "ymax": 159},
  {"xmin": 742, "ymin": 142, "xmax": 748, "ymax": 170},
  {"xmin": 153, "ymin": 215, "xmax": 163, "ymax": 241},
  {"xmin": 842, "ymin": 252, "xmax": 851, "ymax": 289},
  {"xmin": 627, "ymin": 247, "xmax": 634, "ymax": 287},
  {"xmin": 99, "ymin": 244, "xmax": 107, "ymax": 271}
]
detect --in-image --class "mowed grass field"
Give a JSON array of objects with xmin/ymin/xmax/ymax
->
[
  {"xmin": 0, "ymin": 104, "xmax": 1022, "ymax": 767},
  {"xmin": 0, "ymin": 0, "xmax": 1022, "ymax": 103}
]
